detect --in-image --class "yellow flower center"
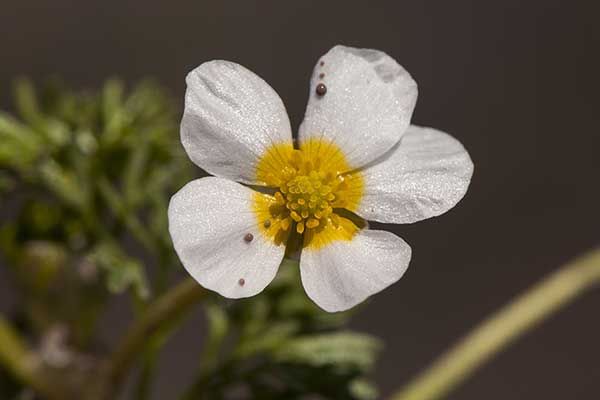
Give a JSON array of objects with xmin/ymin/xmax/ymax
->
[{"xmin": 253, "ymin": 139, "xmax": 364, "ymax": 249}]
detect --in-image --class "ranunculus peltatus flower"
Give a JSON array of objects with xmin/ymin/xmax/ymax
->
[{"xmin": 169, "ymin": 45, "xmax": 473, "ymax": 312}]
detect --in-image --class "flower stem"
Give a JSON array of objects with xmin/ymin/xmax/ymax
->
[
  {"xmin": 0, "ymin": 315, "xmax": 71, "ymax": 399},
  {"xmin": 389, "ymin": 247, "xmax": 600, "ymax": 400},
  {"xmin": 90, "ymin": 277, "xmax": 206, "ymax": 400}
]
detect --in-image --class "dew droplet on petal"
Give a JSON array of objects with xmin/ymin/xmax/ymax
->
[
  {"xmin": 244, "ymin": 233, "xmax": 254, "ymax": 242},
  {"xmin": 238, "ymin": 278, "xmax": 245, "ymax": 286}
]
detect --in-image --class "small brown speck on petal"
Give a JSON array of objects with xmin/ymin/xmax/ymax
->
[
  {"xmin": 244, "ymin": 233, "xmax": 254, "ymax": 242},
  {"xmin": 264, "ymin": 219, "xmax": 271, "ymax": 228},
  {"xmin": 319, "ymin": 72, "xmax": 325, "ymax": 79},
  {"xmin": 316, "ymin": 83, "xmax": 327, "ymax": 96},
  {"xmin": 319, "ymin": 60, "xmax": 325, "ymax": 66},
  {"xmin": 238, "ymin": 278, "xmax": 245, "ymax": 286}
]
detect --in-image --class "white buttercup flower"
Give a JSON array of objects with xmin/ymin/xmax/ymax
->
[{"xmin": 168, "ymin": 45, "xmax": 473, "ymax": 312}]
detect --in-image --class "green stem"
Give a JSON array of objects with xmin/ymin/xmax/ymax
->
[
  {"xmin": 389, "ymin": 247, "xmax": 600, "ymax": 400},
  {"xmin": 134, "ymin": 349, "xmax": 159, "ymax": 400},
  {"xmin": 0, "ymin": 315, "xmax": 71, "ymax": 400},
  {"xmin": 90, "ymin": 278, "xmax": 206, "ymax": 400}
]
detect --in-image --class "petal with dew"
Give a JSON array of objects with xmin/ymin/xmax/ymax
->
[
  {"xmin": 357, "ymin": 125, "xmax": 473, "ymax": 224},
  {"xmin": 300, "ymin": 229, "xmax": 411, "ymax": 312},
  {"xmin": 181, "ymin": 61, "xmax": 293, "ymax": 185},
  {"xmin": 168, "ymin": 177, "xmax": 285, "ymax": 298},
  {"xmin": 299, "ymin": 45, "xmax": 418, "ymax": 170}
]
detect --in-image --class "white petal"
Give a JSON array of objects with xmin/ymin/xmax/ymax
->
[
  {"xmin": 298, "ymin": 45, "xmax": 418, "ymax": 169},
  {"xmin": 300, "ymin": 230, "xmax": 411, "ymax": 312},
  {"xmin": 168, "ymin": 177, "xmax": 284, "ymax": 298},
  {"xmin": 357, "ymin": 125, "xmax": 474, "ymax": 224},
  {"xmin": 181, "ymin": 61, "xmax": 293, "ymax": 184}
]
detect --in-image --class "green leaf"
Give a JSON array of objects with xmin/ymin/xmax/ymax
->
[
  {"xmin": 273, "ymin": 331, "xmax": 382, "ymax": 373},
  {"xmin": 39, "ymin": 159, "xmax": 87, "ymax": 210},
  {"xmin": 235, "ymin": 321, "xmax": 300, "ymax": 359},
  {"xmin": 102, "ymin": 79, "xmax": 124, "ymax": 121},
  {"xmin": 123, "ymin": 137, "xmax": 150, "ymax": 205},
  {"xmin": 13, "ymin": 78, "xmax": 43, "ymax": 126},
  {"xmin": 97, "ymin": 177, "xmax": 156, "ymax": 251},
  {"xmin": 87, "ymin": 242, "xmax": 150, "ymax": 299},
  {"xmin": 0, "ymin": 112, "xmax": 44, "ymax": 170},
  {"xmin": 349, "ymin": 378, "xmax": 379, "ymax": 400},
  {"xmin": 101, "ymin": 79, "xmax": 128, "ymax": 144},
  {"xmin": 74, "ymin": 130, "xmax": 98, "ymax": 154},
  {"xmin": 13, "ymin": 79, "xmax": 71, "ymax": 147}
]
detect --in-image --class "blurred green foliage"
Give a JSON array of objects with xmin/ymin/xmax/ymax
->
[
  {"xmin": 0, "ymin": 78, "xmax": 190, "ymax": 301},
  {"xmin": 0, "ymin": 80, "xmax": 381, "ymax": 399},
  {"xmin": 190, "ymin": 260, "xmax": 381, "ymax": 399}
]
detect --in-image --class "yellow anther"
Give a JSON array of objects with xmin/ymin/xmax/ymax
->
[
  {"xmin": 290, "ymin": 211, "xmax": 302, "ymax": 222},
  {"xmin": 306, "ymin": 219, "xmax": 319, "ymax": 229},
  {"xmin": 296, "ymin": 222, "xmax": 305, "ymax": 234},
  {"xmin": 297, "ymin": 198, "xmax": 306, "ymax": 205},
  {"xmin": 281, "ymin": 217, "xmax": 291, "ymax": 231},
  {"xmin": 301, "ymin": 210, "xmax": 309, "ymax": 219}
]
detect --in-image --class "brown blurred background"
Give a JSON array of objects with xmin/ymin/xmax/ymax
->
[{"xmin": 1, "ymin": 0, "xmax": 599, "ymax": 399}]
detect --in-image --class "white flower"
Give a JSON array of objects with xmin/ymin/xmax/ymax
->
[{"xmin": 168, "ymin": 45, "xmax": 473, "ymax": 312}]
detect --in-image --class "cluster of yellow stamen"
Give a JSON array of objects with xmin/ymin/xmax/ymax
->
[
  {"xmin": 254, "ymin": 139, "xmax": 364, "ymax": 249},
  {"xmin": 276, "ymin": 170, "xmax": 336, "ymax": 234}
]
